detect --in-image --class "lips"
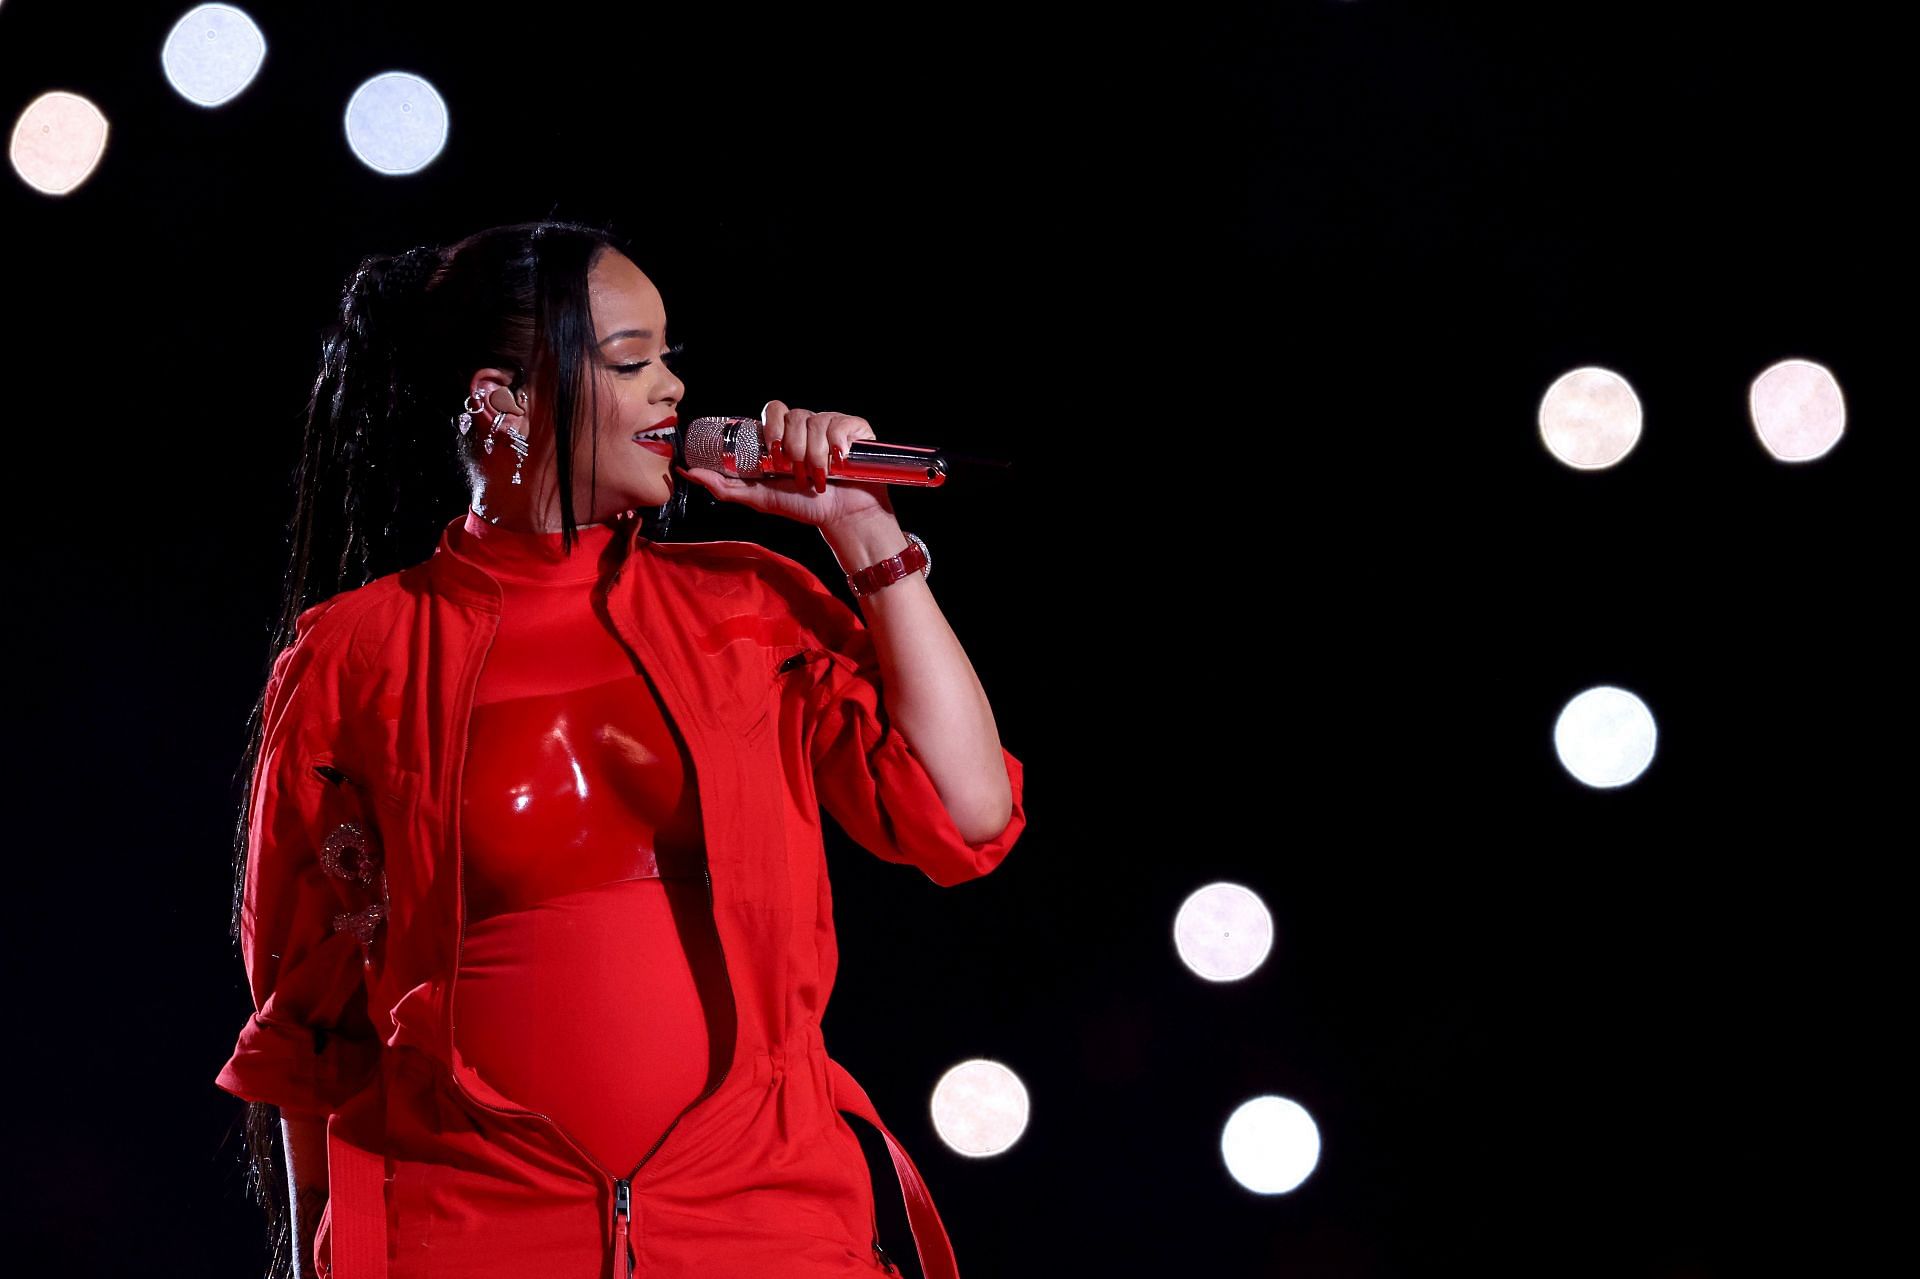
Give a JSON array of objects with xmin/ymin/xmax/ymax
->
[{"xmin": 633, "ymin": 414, "xmax": 679, "ymax": 458}]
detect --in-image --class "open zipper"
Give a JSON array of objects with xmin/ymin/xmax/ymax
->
[
  {"xmin": 443, "ymin": 607, "xmax": 738, "ymax": 1279},
  {"xmin": 608, "ymin": 857, "xmax": 731, "ymax": 1278}
]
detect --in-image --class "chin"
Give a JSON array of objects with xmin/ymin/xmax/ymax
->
[
  {"xmin": 620, "ymin": 488, "xmax": 669, "ymax": 514},
  {"xmin": 609, "ymin": 471, "xmax": 668, "ymax": 510}
]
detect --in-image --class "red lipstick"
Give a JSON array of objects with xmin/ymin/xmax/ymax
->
[{"xmin": 633, "ymin": 414, "xmax": 679, "ymax": 458}]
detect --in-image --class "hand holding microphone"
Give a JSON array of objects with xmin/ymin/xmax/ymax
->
[{"xmin": 673, "ymin": 400, "xmax": 946, "ymax": 530}]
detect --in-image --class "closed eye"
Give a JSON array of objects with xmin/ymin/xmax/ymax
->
[{"xmin": 613, "ymin": 341, "xmax": 685, "ymax": 375}]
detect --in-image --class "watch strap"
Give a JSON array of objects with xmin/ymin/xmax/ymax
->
[{"xmin": 846, "ymin": 532, "xmax": 930, "ymax": 598}]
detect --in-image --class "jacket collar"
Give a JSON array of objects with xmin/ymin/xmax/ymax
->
[{"xmin": 419, "ymin": 507, "xmax": 653, "ymax": 612}]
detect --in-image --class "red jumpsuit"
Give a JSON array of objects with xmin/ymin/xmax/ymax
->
[
  {"xmin": 213, "ymin": 505, "xmax": 1030, "ymax": 1279},
  {"xmin": 446, "ymin": 512, "xmax": 734, "ymax": 1185}
]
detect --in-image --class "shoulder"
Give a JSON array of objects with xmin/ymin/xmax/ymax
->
[
  {"xmin": 289, "ymin": 576, "xmax": 404, "ymax": 658},
  {"xmin": 651, "ymin": 536, "xmax": 860, "ymax": 639},
  {"xmin": 269, "ymin": 576, "xmax": 406, "ymax": 701},
  {"xmin": 653, "ymin": 537, "xmax": 838, "ymax": 604}
]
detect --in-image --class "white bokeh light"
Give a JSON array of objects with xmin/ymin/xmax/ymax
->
[
  {"xmin": 344, "ymin": 72, "xmax": 449, "ymax": 175},
  {"xmin": 1750, "ymin": 358, "xmax": 1845, "ymax": 462},
  {"xmin": 1174, "ymin": 882, "xmax": 1274, "ymax": 982},
  {"xmin": 1221, "ymin": 1095, "xmax": 1321, "ymax": 1195},
  {"xmin": 930, "ymin": 1059, "xmax": 1029, "ymax": 1158},
  {"xmin": 161, "ymin": 5, "xmax": 267, "ymax": 107},
  {"xmin": 10, "ymin": 92, "xmax": 110, "ymax": 195},
  {"xmin": 1554, "ymin": 685, "xmax": 1658, "ymax": 788},
  {"xmin": 1539, "ymin": 366, "xmax": 1643, "ymax": 470}
]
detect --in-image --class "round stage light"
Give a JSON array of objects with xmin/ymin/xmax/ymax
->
[
  {"xmin": 1539, "ymin": 366, "xmax": 1643, "ymax": 470},
  {"xmin": 1553, "ymin": 684, "xmax": 1658, "ymax": 788},
  {"xmin": 930, "ymin": 1058, "xmax": 1030, "ymax": 1158},
  {"xmin": 1174, "ymin": 881, "xmax": 1274, "ymax": 982},
  {"xmin": 1750, "ymin": 358, "xmax": 1845, "ymax": 462},
  {"xmin": 10, "ymin": 92, "xmax": 110, "ymax": 196},
  {"xmin": 344, "ymin": 72, "xmax": 449, "ymax": 175},
  {"xmin": 161, "ymin": 5, "xmax": 267, "ymax": 107},
  {"xmin": 1221, "ymin": 1094, "xmax": 1321, "ymax": 1194}
]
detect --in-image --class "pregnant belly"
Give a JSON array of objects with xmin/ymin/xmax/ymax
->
[{"xmin": 453, "ymin": 874, "xmax": 732, "ymax": 1175}]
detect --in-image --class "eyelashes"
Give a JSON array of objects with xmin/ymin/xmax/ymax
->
[{"xmin": 613, "ymin": 341, "xmax": 685, "ymax": 375}]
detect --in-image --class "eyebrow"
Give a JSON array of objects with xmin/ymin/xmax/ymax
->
[{"xmin": 598, "ymin": 328, "xmax": 665, "ymax": 346}]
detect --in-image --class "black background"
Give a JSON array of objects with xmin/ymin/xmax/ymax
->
[{"xmin": 1, "ymin": 2, "xmax": 1899, "ymax": 1275}]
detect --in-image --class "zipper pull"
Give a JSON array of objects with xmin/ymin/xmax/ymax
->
[{"xmin": 615, "ymin": 1177, "xmax": 633, "ymax": 1279}]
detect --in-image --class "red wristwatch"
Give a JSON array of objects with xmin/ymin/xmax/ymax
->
[{"xmin": 845, "ymin": 533, "xmax": 931, "ymax": 599}]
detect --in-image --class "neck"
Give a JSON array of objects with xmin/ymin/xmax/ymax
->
[
  {"xmin": 451, "ymin": 505, "xmax": 623, "ymax": 584},
  {"xmin": 471, "ymin": 508, "xmax": 606, "ymax": 532},
  {"xmin": 470, "ymin": 492, "xmax": 606, "ymax": 532}
]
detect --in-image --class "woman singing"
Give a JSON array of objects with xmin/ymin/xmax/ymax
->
[{"xmin": 215, "ymin": 219, "xmax": 1029, "ymax": 1279}]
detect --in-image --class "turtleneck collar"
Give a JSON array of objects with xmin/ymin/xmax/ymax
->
[{"xmin": 445, "ymin": 508, "xmax": 622, "ymax": 584}]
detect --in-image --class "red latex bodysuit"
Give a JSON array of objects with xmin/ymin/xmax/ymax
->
[{"xmin": 444, "ymin": 509, "xmax": 733, "ymax": 1177}]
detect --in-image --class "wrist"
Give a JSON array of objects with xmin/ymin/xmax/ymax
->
[
  {"xmin": 828, "ymin": 518, "xmax": 931, "ymax": 601},
  {"xmin": 821, "ymin": 511, "xmax": 906, "ymax": 573}
]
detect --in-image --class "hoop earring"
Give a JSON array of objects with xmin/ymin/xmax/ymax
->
[{"xmin": 453, "ymin": 389, "xmax": 486, "ymax": 439}]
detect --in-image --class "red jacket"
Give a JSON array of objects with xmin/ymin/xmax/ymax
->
[{"xmin": 214, "ymin": 509, "xmax": 1029, "ymax": 1279}]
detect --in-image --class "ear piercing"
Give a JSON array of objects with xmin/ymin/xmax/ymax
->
[{"xmin": 454, "ymin": 388, "xmax": 531, "ymax": 484}]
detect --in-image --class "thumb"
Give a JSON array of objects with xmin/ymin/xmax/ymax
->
[{"xmin": 676, "ymin": 464, "xmax": 739, "ymax": 501}]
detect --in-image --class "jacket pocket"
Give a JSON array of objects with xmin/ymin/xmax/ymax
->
[
  {"xmin": 719, "ymin": 642, "xmax": 828, "ymax": 744},
  {"xmin": 307, "ymin": 755, "xmax": 415, "ymax": 817}
]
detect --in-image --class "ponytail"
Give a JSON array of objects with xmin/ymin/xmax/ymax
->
[{"xmin": 276, "ymin": 243, "xmax": 456, "ymax": 660}]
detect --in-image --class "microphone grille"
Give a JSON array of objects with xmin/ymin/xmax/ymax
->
[{"xmin": 683, "ymin": 415, "xmax": 764, "ymax": 474}]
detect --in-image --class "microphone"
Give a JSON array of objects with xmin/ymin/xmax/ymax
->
[{"xmin": 681, "ymin": 415, "xmax": 950, "ymax": 487}]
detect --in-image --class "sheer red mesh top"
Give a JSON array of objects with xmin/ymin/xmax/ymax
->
[{"xmin": 444, "ymin": 509, "xmax": 732, "ymax": 1178}]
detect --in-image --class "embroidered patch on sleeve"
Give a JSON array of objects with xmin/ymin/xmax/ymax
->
[{"xmin": 320, "ymin": 819, "xmax": 389, "ymax": 954}]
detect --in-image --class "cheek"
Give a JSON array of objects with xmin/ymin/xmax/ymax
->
[{"xmin": 594, "ymin": 384, "xmax": 638, "ymax": 433}]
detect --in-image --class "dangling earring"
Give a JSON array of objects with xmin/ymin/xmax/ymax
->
[
  {"xmin": 503, "ymin": 386, "xmax": 533, "ymax": 480},
  {"xmin": 454, "ymin": 389, "xmax": 486, "ymax": 441},
  {"xmin": 495, "ymin": 390, "xmax": 531, "ymax": 485}
]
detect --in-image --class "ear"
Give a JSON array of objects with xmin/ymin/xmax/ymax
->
[{"xmin": 469, "ymin": 368, "xmax": 529, "ymax": 416}]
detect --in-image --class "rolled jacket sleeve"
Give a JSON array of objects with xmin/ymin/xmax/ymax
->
[
  {"xmin": 214, "ymin": 603, "xmax": 385, "ymax": 1121},
  {"xmin": 764, "ymin": 551, "xmax": 1028, "ymax": 887}
]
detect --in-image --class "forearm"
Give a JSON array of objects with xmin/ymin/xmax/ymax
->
[
  {"xmin": 821, "ymin": 512, "xmax": 1013, "ymax": 843},
  {"xmin": 281, "ymin": 1113, "xmax": 330, "ymax": 1279}
]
